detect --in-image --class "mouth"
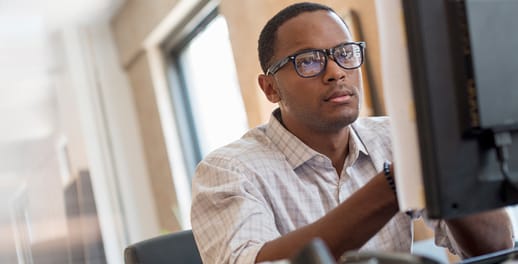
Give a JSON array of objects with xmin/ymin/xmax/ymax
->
[{"xmin": 323, "ymin": 90, "xmax": 355, "ymax": 103}]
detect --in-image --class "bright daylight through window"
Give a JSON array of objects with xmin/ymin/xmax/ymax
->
[{"xmin": 172, "ymin": 13, "xmax": 248, "ymax": 175}]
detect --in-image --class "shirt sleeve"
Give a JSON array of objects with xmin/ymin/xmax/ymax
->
[
  {"xmin": 432, "ymin": 219, "xmax": 468, "ymax": 258},
  {"xmin": 191, "ymin": 156, "xmax": 281, "ymax": 264},
  {"xmin": 420, "ymin": 211, "xmax": 467, "ymax": 259}
]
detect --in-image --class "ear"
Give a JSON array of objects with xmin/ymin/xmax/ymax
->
[{"xmin": 258, "ymin": 74, "xmax": 281, "ymax": 103}]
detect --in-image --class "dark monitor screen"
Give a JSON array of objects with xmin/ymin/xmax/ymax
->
[{"xmin": 401, "ymin": 0, "xmax": 518, "ymax": 219}]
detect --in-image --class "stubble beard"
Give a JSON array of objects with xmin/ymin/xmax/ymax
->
[{"xmin": 317, "ymin": 109, "xmax": 359, "ymax": 132}]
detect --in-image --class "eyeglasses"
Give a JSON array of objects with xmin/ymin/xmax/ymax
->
[{"xmin": 266, "ymin": 41, "xmax": 366, "ymax": 78}]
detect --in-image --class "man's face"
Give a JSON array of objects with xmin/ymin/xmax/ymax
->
[{"xmin": 260, "ymin": 10, "xmax": 363, "ymax": 134}]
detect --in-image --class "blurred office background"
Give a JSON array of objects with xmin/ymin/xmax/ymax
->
[{"xmin": 0, "ymin": 0, "xmax": 516, "ymax": 263}]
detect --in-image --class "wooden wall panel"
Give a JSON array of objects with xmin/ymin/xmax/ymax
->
[
  {"xmin": 126, "ymin": 52, "xmax": 181, "ymax": 232},
  {"xmin": 112, "ymin": 0, "xmax": 179, "ymax": 68}
]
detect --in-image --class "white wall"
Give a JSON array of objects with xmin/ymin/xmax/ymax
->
[
  {"xmin": 1, "ymin": 1, "xmax": 163, "ymax": 263},
  {"xmin": 58, "ymin": 21, "xmax": 162, "ymax": 262}
]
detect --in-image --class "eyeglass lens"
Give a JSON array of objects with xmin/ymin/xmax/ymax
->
[
  {"xmin": 294, "ymin": 43, "xmax": 362, "ymax": 77},
  {"xmin": 294, "ymin": 52, "xmax": 326, "ymax": 77}
]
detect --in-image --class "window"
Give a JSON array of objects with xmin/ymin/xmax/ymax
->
[{"xmin": 167, "ymin": 8, "xmax": 248, "ymax": 179}]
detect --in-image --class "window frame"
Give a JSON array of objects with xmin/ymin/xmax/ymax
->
[{"xmin": 163, "ymin": 6, "xmax": 238, "ymax": 180}]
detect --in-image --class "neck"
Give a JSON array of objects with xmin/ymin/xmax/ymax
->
[
  {"xmin": 279, "ymin": 116, "xmax": 351, "ymax": 174},
  {"xmin": 311, "ymin": 129, "xmax": 350, "ymax": 175}
]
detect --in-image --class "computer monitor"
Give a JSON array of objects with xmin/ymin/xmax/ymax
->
[{"xmin": 389, "ymin": 0, "xmax": 518, "ymax": 219}]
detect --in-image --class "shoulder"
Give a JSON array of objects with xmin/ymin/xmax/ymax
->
[
  {"xmin": 200, "ymin": 125, "xmax": 283, "ymax": 172},
  {"xmin": 352, "ymin": 116, "xmax": 391, "ymax": 133},
  {"xmin": 193, "ymin": 126, "xmax": 287, "ymax": 197},
  {"xmin": 351, "ymin": 116, "xmax": 393, "ymax": 155}
]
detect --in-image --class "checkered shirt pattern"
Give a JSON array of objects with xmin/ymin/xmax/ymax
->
[{"xmin": 191, "ymin": 110, "xmax": 458, "ymax": 264}]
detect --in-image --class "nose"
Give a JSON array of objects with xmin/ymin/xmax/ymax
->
[{"xmin": 322, "ymin": 58, "xmax": 346, "ymax": 83}]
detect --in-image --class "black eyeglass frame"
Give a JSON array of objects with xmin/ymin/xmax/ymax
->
[{"xmin": 265, "ymin": 41, "xmax": 366, "ymax": 78}]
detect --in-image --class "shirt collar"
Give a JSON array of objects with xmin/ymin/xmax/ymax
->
[
  {"xmin": 342, "ymin": 123, "xmax": 370, "ymax": 169},
  {"xmin": 349, "ymin": 124, "xmax": 369, "ymax": 156},
  {"xmin": 265, "ymin": 109, "xmax": 320, "ymax": 169},
  {"xmin": 265, "ymin": 109, "xmax": 370, "ymax": 170}
]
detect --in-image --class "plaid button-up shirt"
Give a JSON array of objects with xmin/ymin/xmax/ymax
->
[{"xmin": 191, "ymin": 109, "xmax": 458, "ymax": 264}]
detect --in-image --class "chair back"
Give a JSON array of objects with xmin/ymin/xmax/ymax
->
[{"xmin": 124, "ymin": 229, "xmax": 202, "ymax": 264}]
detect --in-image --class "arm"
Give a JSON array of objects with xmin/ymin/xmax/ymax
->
[
  {"xmin": 256, "ymin": 171, "xmax": 399, "ymax": 262},
  {"xmin": 445, "ymin": 209, "xmax": 514, "ymax": 257}
]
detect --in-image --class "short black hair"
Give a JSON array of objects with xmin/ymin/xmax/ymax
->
[{"xmin": 258, "ymin": 2, "xmax": 347, "ymax": 73}]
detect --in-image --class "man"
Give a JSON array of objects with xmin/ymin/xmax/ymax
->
[{"xmin": 190, "ymin": 2, "xmax": 514, "ymax": 263}]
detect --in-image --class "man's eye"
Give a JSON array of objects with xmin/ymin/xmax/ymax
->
[
  {"xmin": 299, "ymin": 57, "xmax": 316, "ymax": 65},
  {"xmin": 296, "ymin": 55, "xmax": 319, "ymax": 67},
  {"xmin": 338, "ymin": 51, "xmax": 352, "ymax": 59}
]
